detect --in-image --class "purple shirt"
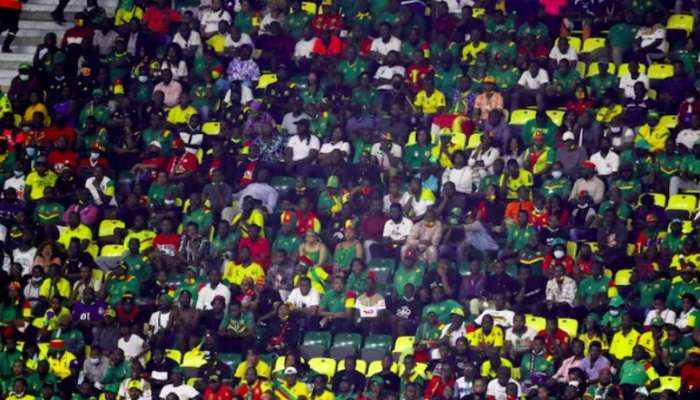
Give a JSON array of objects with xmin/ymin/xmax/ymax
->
[
  {"xmin": 579, "ymin": 354, "xmax": 611, "ymax": 381},
  {"xmin": 72, "ymin": 300, "xmax": 106, "ymax": 323}
]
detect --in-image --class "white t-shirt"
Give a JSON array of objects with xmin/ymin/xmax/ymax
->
[
  {"xmin": 196, "ymin": 283, "xmax": 231, "ymax": 310},
  {"xmin": 676, "ymin": 307, "xmax": 698, "ymax": 329},
  {"xmin": 549, "ymin": 46, "xmax": 578, "ymax": 64},
  {"xmin": 382, "ymin": 217, "xmax": 413, "ymax": 241},
  {"xmin": 172, "ymin": 31, "xmax": 203, "ymax": 56},
  {"xmin": 518, "ymin": 69, "xmax": 550, "ymax": 90},
  {"xmin": 223, "ymin": 85, "xmax": 254, "ymax": 106},
  {"xmin": 676, "ymin": 128, "xmax": 700, "ymax": 150},
  {"xmin": 383, "ymin": 192, "xmax": 411, "ymax": 213},
  {"xmin": 505, "ymin": 326, "xmax": 538, "ymax": 352},
  {"xmin": 320, "ymin": 141, "xmax": 351, "ymax": 159},
  {"xmin": 148, "ymin": 310, "xmax": 171, "ymax": 335},
  {"xmin": 226, "ymin": 32, "xmax": 254, "ymax": 50},
  {"xmin": 159, "ymin": 383, "xmax": 199, "ymax": 400},
  {"xmin": 374, "ymin": 65, "xmax": 406, "ymax": 90},
  {"xmin": 619, "ymin": 73, "xmax": 649, "ymax": 99},
  {"xmin": 161, "ymin": 59, "xmax": 189, "ymax": 81},
  {"xmin": 281, "ymin": 112, "xmax": 312, "ymax": 135},
  {"xmin": 486, "ymin": 378, "xmax": 521, "ymax": 400},
  {"xmin": 442, "ymin": 166, "xmax": 474, "ymax": 194},
  {"xmin": 118, "ymin": 334, "xmax": 146, "ymax": 362},
  {"xmin": 13, "ymin": 247, "xmax": 37, "ymax": 276},
  {"xmin": 4, "ymin": 175, "xmax": 25, "ymax": 199},
  {"xmin": 355, "ymin": 293, "xmax": 386, "ymax": 318},
  {"xmin": 287, "ymin": 134, "xmax": 320, "ymax": 161},
  {"xmin": 474, "ymin": 309, "xmax": 515, "ymax": 328},
  {"xmin": 287, "ymin": 287, "xmax": 320, "ymax": 309},
  {"xmin": 370, "ymin": 36, "xmax": 402, "ymax": 56},
  {"xmin": 643, "ymin": 308, "xmax": 677, "ymax": 326},
  {"xmin": 636, "ymin": 25, "xmax": 668, "ymax": 52},
  {"xmin": 370, "ymin": 142, "xmax": 402, "ymax": 169},
  {"xmin": 200, "ymin": 9, "xmax": 232, "ymax": 35},
  {"xmin": 294, "ymin": 38, "xmax": 317, "ymax": 59},
  {"xmin": 589, "ymin": 151, "xmax": 620, "ymax": 176}
]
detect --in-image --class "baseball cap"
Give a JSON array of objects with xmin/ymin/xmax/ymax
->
[{"xmin": 450, "ymin": 307, "xmax": 465, "ymax": 317}]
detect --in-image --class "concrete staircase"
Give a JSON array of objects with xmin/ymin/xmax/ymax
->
[{"xmin": 0, "ymin": 0, "xmax": 118, "ymax": 89}]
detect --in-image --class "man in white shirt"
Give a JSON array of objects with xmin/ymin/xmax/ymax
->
[
  {"xmin": 286, "ymin": 120, "xmax": 320, "ymax": 164},
  {"xmin": 287, "ymin": 277, "xmax": 320, "ymax": 311},
  {"xmin": 370, "ymin": 22, "xmax": 402, "ymax": 62},
  {"xmin": 200, "ymin": 0, "xmax": 232, "ymax": 38},
  {"xmin": 159, "ymin": 369, "xmax": 199, "ymax": 400},
  {"xmin": 676, "ymin": 113, "xmax": 700, "ymax": 150},
  {"xmin": 486, "ymin": 367, "xmax": 521, "ymax": 400},
  {"xmin": 281, "ymin": 99, "xmax": 312, "ymax": 135},
  {"xmin": 370, "ymin": 132, "xmax": 402, "ymax": 171},
  {"xmin": 643, "ymin": 294, "xmax": 677, "ymax": 326},
  {"xmin": 4, "ymin": 166, "xmax": 25, "ymax": 200},
  {"xmin": 147, "ymin": 296, "xmax": 172, "ymax": 338},
  {"xmin": 588, "ymin": 138, "xmax": 620, "ymax": 179},
  {"xmin": 172, "ymin": 24, "xmax": 203, "ymax": 58},
  {"xmin": 117, "ymin": 325, "xmax": 147, "ymax": 364},
  {"xmin": 382, "ymin": 203, "xmax": 413, "ymax": 254},
  {"xmin": 619, "ymin": 61, "xmax": 649, "ymax": 99},
  {"xmin": 512, "ymin": 61, "xmax": 549, "ymax": 109},
  {"xmin": 294, "ymin": 26, "xmax": 316, "ymax": 62},
  {"xmin": 548, "ymin": 37, "xmax": 578, "ymax": 65},
  {"xmin": 196, "ymin": 269, "xmax": 231, "ymax": 310}
]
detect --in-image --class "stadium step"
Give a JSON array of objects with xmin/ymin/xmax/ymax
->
[{"xmin": 0, "ymin": 0, "xmax": 118, "ymax": 91}]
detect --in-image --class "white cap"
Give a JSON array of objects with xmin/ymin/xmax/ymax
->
[
  {"xmin": 284, "ymin": 367, "xmax": 298, "ymax": 375},
  {"xmin": 149, "ymin": 140, "xmax": 162, "ymax": 148},
  {"xmin": 562, "ymin": 131, "xmax": 575, "ymax": 141}
]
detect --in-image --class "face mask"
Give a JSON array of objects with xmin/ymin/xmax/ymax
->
[
  {"xmin": 32, "ymin": 276, "xmax": 42, "ymax": 283},
  {"xmin": 138, "ymin": 75, "xmax": 148, "ymax": 83},
  {"xmin": 26, "ymin": 147, "xmax": 36, "ymax": 156},
  {"xmin": 13, "ymin": 170, "xmax": 22, "ymax": 177},
  {"xmin": 89, "ymin": 357, "xmax": 100, "ymax": 364},
  {"xmin": 164, "ymin": 199, "xmax": 175, "ymax": 205},
  {"xmin": 609, "ymin": 309, "xmax": 620, "ymax": 315},
  {"xmin": 554, "ymin": 250, "xmax": 565, "ymax": 259},
  {"xmin": 90, "ymin": 152, "xmax": 100, "ymax": 160},
  {"xmin": 609, "ymin": 126, "xmax": 621, "ymax": 133},
  {"xmin": 19, "ymin": 74, "xmax": 29, "ymax": 81},
  {"xmin": 551, "ymin": 170, "xmax": 562, "ymax": 179}
]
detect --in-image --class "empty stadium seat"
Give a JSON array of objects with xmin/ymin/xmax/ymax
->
[
  {"xmin": 648, "ymin": 64, "xmax": 675, "ymax": 80},
  {"xmin": 308, "ymin": 357, "xmax": 337, "ymax": 379},
  {"xmin": 581, "ymin": 37, "xmax": 606, "ymax": 53},
  {"xmin": 666, "ymin": 194, "xmax": 698, "ymax": 219},
  {"xmin": 392, "ymin": 336, "xmax": 416, "ymax": 356},
  {"xmin": 330, "ymin": 333, "xmax": 362, "ymax": 359},
  {"xmin": 509, "ymin": 109, "xmax": 537, "ymax": 125},
  {"xmin": 165, "ymin": 349, "xmax": 183, "ymax": 364},
  {"xmin": 218, "ymin": 353, "xmax": 242, "ymax": 371},
  {"xmin": 525, "ymin": 314, "xmax": 546, "ymax": 332},
  {"xmin": 256, "ymin": 73, "xmax": 278, "ymax": 89},
  {"xmin": 301, "ymin": 331, "xmax": 332, "ymax": 359},
  {"xmin": 361, "ymin": 334, "xmax": 393, "ymax": 361},
  {"xmin": 667, "ymin": 14, "xmax": 694, "ymax": 34},
  {"xmin": 558, "ymin": 318, "xmax": 579, "ymax": 337},
  {"xmin": 546, "ymin": 109, "xmax": 565, "ymax": 126},
  {"xmin": 614, "ymin": 269, "xmax": 633, "ymax": 286},
  {"xmin": 652, "ymin": 376, "xmax": 682, "ymax": 394}
]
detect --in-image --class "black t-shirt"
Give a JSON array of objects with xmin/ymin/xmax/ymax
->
[{"xmin": 255, "ymin": 287, "xmax": 281, "ymax": 320}]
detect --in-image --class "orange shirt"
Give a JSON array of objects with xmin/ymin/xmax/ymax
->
[{"xmin": 504, "ymin": 200, "xmax": 534, "ymax": 224}]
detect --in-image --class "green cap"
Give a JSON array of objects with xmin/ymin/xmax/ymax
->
[
  {"xmin": 609, "ymin": 296, "xmax": 624, "ymax": 308},
  {"xmin": 370, "ymin": 376, "xmax": 385, "ymax": 385},
  {"xmin": 326, "ymin": 175, "xmax": 339, "ymax": 188},
  {"xmin": 18, "ymin": 63, "xmax": 30, "ymax": 72}
]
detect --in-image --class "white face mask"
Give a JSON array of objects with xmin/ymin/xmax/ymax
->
[
  {"xmin": 554, "ymin": 250, "xmax": 565, "ymax": 259},
  {"xmin": 13, "ymin": 170, "xmax": 22, "ymax": 177},
  {"xmin": 25, "ymin": 147, "xmax": 36, "ymax": 156},
  {"xmin": 19, "ymin": 74, "xmax": 29, "ymax": 81},
  {"xmin": 138, "ymin": 75, "xmax": 148, "ymax": 83},
  {"xmin": 609, "ymin": 309, "xmax": 620, "ymax": 315},
  {"xmin": 164, "ymin": 199, "xmax": 175, "ymax": 205},
  {"xmin": 90, "ymin": 152, "xmax": 100, "ymax": 160},
  {"xmin": 551, "ymin": 170, "xmax": 562, "ymax": 179},
  {"xmin": 89, "ymin": 357, "xmax": 100, "ymax": 364},
  {"xmin": 609, "ymin": 126, "xmax": 621, "ymax": 133}
]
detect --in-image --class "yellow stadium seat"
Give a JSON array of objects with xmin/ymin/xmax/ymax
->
[
  {"xmin": 367, "ymin": 361, "xmax": 398, "ymax": 376},
  {"xmin": 576, "ymin": 61, "xmax": 587, "ymax": 77},
  {"xmin": 511, "ymin": 367, "xmax": 521, "ymax": 380},
  {"xmin": 308, "ymin": 357, "xmax": 337, "ymax": 379},
  {"xmin": 648, "ymin": 64, "xmax": 675, "ymax": 80},
  {"xmin": 617, "ymin": 63, "xmax": 647, "ymax": 77},
  {"xmin": 202, "ymin": 121, "xmax": 221, "ymax": 136},
  {"xmin": 86, "ymin": 243, "xmax": 99, "ymax": 259},
  {"xmin": 586, "ymin": 62, "xmax": 616, "ymax": 77},
  {"xmin": 509, "ymin": 109, "xmax": 537, "ymax": 125},
  {"xmin": 274, "ymin": 356, "xmax": 287, "ymax": 372},
  {"xmin": 581, "ymin": 37, "xmax": 606, "ymax": 53},
  {"xmin": 614, "ymin": 269, "xmax": 633, "ymax": 286},
  {"xmin": 667, "ymin": 194, "xmax": 698, "ymax": 214},
  {"xmin": 300, "ymin": 1, "xmax": 318, "ymax": 15},
  {"xmin": 466, "ymin": 133, "xmax": 482, "ymax": 150},
  {"xmin": 337, "ymin": 359, "xmax": 367, "ymax": 375},
  {"xmin": 98, "ymin": 219, "xmax": 126, "ymax": 239},
  {"xmin": 639, "ymin": 193, "xmax": 667, "ymax": 208},
  {"xmin": 91, "ymin": 269, "xmax": 104, "ymax": 283},
  {"xmin": 558, "ymin": 318, "xmax": 579, "ymax": 337},
  {"xmin": 472, "ymin": 7, "xmax": 485, "ymax": 17},
  {"xmin": 554, "ymin": 36, "xmax": 582, "ymax": 53},
  {"xmin": 393, "ymin": 336, "xmax": 415, "ymax": 355},
  {"xmin": 667, "ymin": 14, "xmax": 694, "ymax": 34},
  {"xmin": 659, "ymin": 115, "xmax": 678, "ymax": 130},
  {"xmin": 525, "ymin": 314, "xmax": 546, "ymax": 332},
  {"xmin": 100, "ymin": 244, "xmax": 125, "ymax": 257},
  {"xmin": 566, "ymin": 241, "xmax": 577, "ymax": 258},
  {"xmin": 182, "ymin": 350, "xmax": 207, "ymax": 368},
  {"xmin": 256, "ymin": 73, "xmax": 278, "ymax": 89},
  {"xmin": 546, "ymin": 109, "xmax": 565, "ymax": 126},
  {"xmin": 652, "ymin": 376, "xmax": 682, "ymax": 394},
  {"xmin": 165, "ymin": 349, "xmax": 182, "ymax": 364}
]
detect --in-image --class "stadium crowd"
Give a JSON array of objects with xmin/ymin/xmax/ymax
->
[{"xmin": 1, "ymin": 0, "xmax": 700, "ymax": 399}]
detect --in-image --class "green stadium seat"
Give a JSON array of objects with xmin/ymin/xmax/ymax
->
[
  {"xmin": 219, "ymin": 353, "xmax": 242, "ymax": 372},
  {"xmin": 301, "ymin": 331, "xmax": 332, "ymax": 359},
  {"xmin": 361, "ymin": 335, "xmax": 393, "ymax": 361},
  {"xmin": 330, "ymin": 333, "xmax": 362, "ymax": 359}
]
